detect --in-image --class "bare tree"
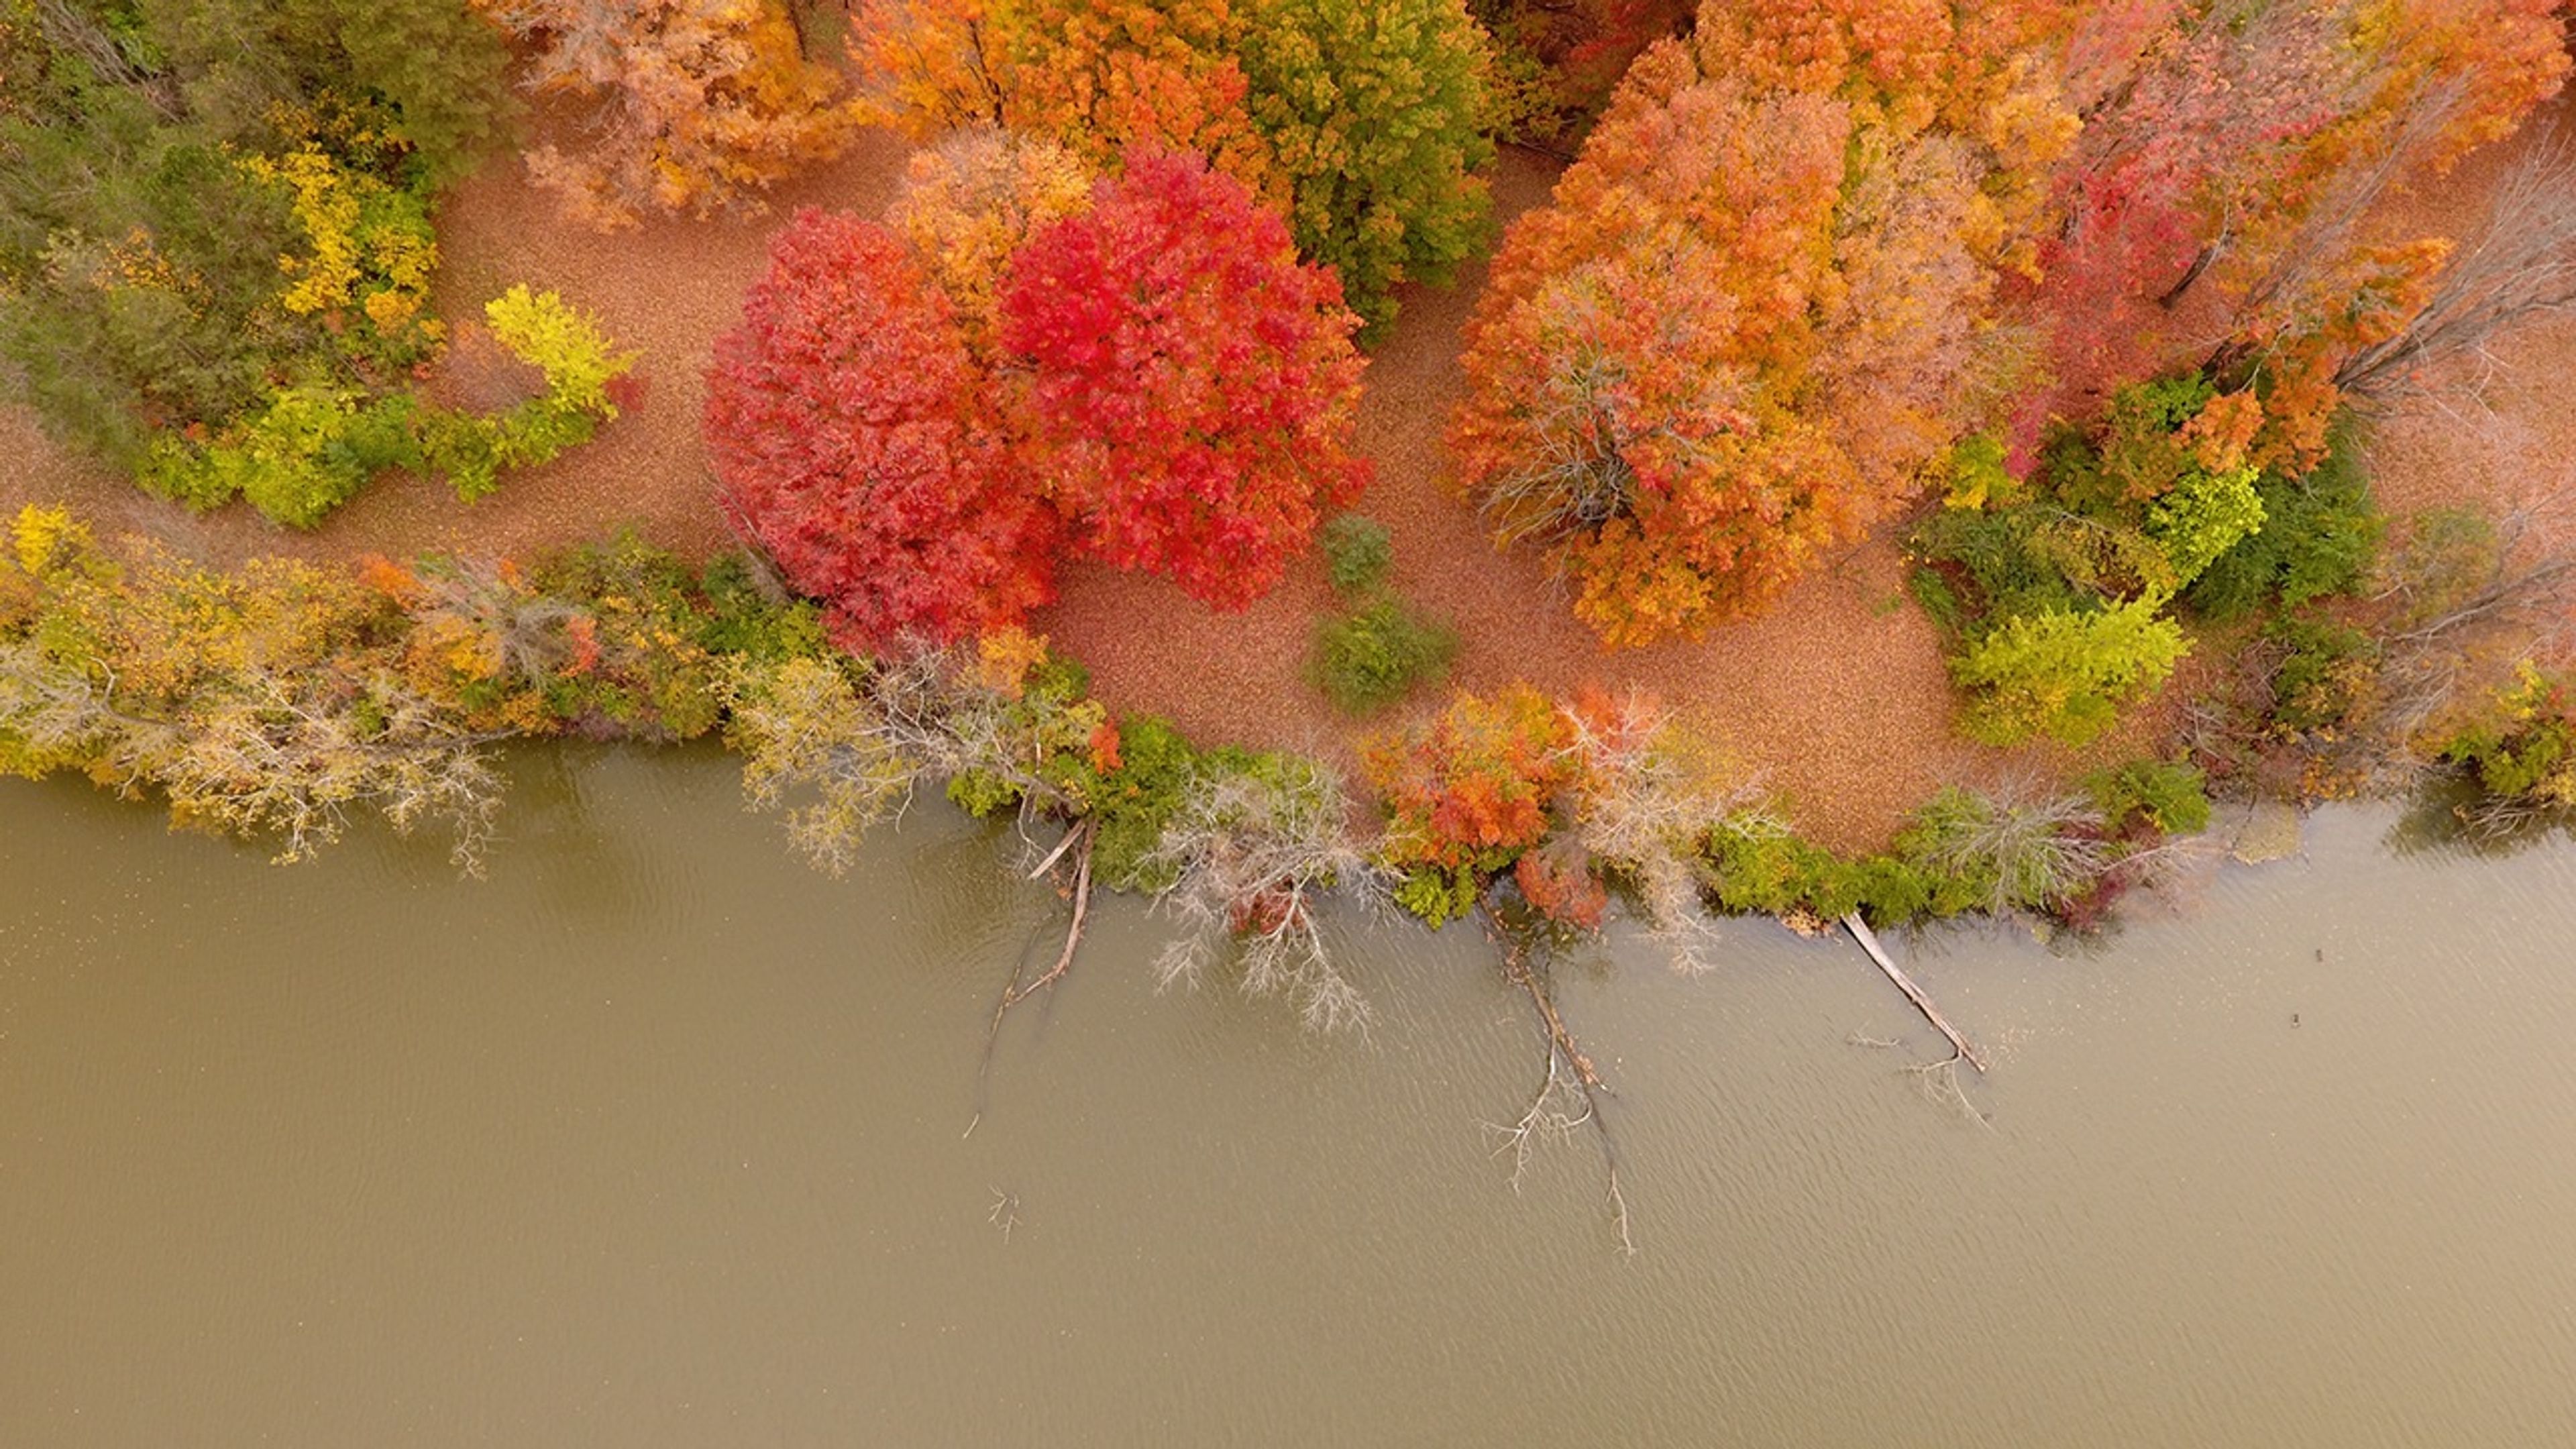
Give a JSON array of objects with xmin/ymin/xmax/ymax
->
[
  {"xmin": 1145, "ymin": 756, "xmax": 1381, "ymax": 1034},
  {"xmin": 2370, "ymin": 492, "xmax": 2576, "ymax": 751},
  {"xmin": 2337, "ymin": 125, "xmax": 2576, "ymax": 399},
  {"xmin": 1903, "ymin": 779, "xmax": 2114, "ymax": 918},
  {"xmin": 1557, "ymin": 692, "xmax": 1761, "ymax": 973}
]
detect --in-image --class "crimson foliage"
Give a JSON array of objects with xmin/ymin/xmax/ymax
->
[
  {"xmin": 998, "ymin": 150, "xmax": 1370, "ymax": 609},
  {"xmin": 704, "ymin": 209, "xmax": 1059, "ymax": 648}
]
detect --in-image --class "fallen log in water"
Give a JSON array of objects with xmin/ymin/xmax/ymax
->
[{"xmin": 1842, "ymin": 913, "xmax": 1987, "ymax": 1075}]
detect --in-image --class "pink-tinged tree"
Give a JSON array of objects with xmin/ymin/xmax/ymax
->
[
  {"xmin": 2029, "ymin": 0, "xmax": 2569, "ymax": 441},
  {"xmin": 996, "ymin": 149, "xmax": 1370, "ymax": 610},
  {"xmin": 704, "ymin": 209, "xmax": 1058, "ymax": 649}
]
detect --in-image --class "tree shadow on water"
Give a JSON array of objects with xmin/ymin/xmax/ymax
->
[{"xmin": 2383, "ymin": 771, "xmax": 2573, "ymax": 860}]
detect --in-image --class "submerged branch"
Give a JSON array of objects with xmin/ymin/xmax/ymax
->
[{"xmin": 1485, "ymin": 919, "xmax": 1635, "ymax": 1258}]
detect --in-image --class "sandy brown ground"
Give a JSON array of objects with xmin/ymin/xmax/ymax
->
[{"xmin": 5, "ymin": 111, "xmax": 2568, "ymax": 853}]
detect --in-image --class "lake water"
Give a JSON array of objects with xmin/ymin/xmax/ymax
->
[{"xmin": 4, "ymin": 745, "xmax": 2573, "ymax": 1446}]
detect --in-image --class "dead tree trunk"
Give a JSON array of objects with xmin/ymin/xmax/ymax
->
[
  {"xmin": 992, "ymin": 820, "xmax": 1095, "ymax": 1029},
  {"xmin": 968, "ymin": 821, "xmax": 1099, "ymax": 1132},
  {"xmin": 1843, "ymin": 913, "xmax": 1987, "ymax": 1074}
]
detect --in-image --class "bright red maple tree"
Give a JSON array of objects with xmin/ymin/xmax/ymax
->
[
  {"xmin": 996, "ymin": 149, "xmax": 1370, "ymax": 610},
  {"xmin": 703, "ymin": 209, "xmax": 1059, "ymax": 649}
]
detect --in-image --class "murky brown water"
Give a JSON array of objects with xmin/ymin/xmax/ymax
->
[{"xmin": 5, "ymin": 745, "xmax": 2575, "ymax": 1446}]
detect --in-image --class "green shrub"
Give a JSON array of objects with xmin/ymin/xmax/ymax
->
[
  {"xmin": 2264, "ymin": 614, "xmax": 2378, "ymax": 735},
  {"xmin": 2085, "ymin": 757, "xmax": 2212, "ymax": 836},
  {"xmin": 2185, "ymin": 423, "xmax": 2381, "ymax": 621},
  {"xmin": 695, "ymin": 556, "xmax": 828, "ymax": 663},
  {"xmin": 2054, "ymin": 372, "xmax": 2220, "ymax": 510},
  {"xmin": 1951, "ymin": 599, "xmax": 2190, "ymax": 747},
  {"xmin": 143, "ymin": 382, "xmax": 378, "ymax": 527},
  {"xmin": 128, "ymin": 288, "xmax": 637, "ymax": 523},
  {"xmin": 1843, "ymin": 856, "xmax": 1935, "ymax": 925},
  {"xmin": 1705, "ymin": 816, "xmax": 1836, "ymax": 916},
  {"xmin": 1910, "ymin": 506, "xmax": 2090, "ymax": 631},
  {"xmin": 1393, "ymin": 864, "xmax": 1481, "ymax": 928},
  {"xmin": 1310, "ymin": 598, "xmax": 1456, "ymax": 716},
  {"xmin": 1319, "ymin": 513, "xmax": 1395, "ymax": 596},
  {"xmin": 1046, "ymin": 715, "xmax": 1201, "ymax": 892}
]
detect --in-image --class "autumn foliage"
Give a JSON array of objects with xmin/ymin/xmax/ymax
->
[
  {"xmin": 705, "ymin": 209, "xmax": 1057, "ymax": 647},
  {"xmin": 705, "ymin": 148, "xmax": 1371, "ymax": 644},
  {"xmin": 847, "ymin": 0, "xmax": 1496, "ymax": 330},
  {"xmin": 477, "ymin": 0, "xmax": 859, "ymax": 227},
  {"xmin": 886, "ymin": 127, "xmax": 1097, "ymax": 352},
  {"xmin": 998, "ymin": 150, "xmax": 1368, "ymax": 609},
  {"xmin": 1472, "ymin": 0, "xmax": 1695, "ymax": 140},
  {"xmin": 2031, "ymin": 0, "xmax": 2569, "ymax": 459},
  {"xmin": 848, "ymin": 0, "xmax": 1276, "ymax": 193},
  {"xmin": 1452, "ymin": 0, "xmax": 2569, "ymax": 647},
  {"xmin": 1451, "ymin": 32, "xmax": 2019, "ymax": 645},
  {"xmin": 1364, "ymin": 684, "xmax": 1575, "ymax": 921}
]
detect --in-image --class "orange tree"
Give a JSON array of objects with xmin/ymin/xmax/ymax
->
[
  {"xmin": 847, "ymin": 0, "xmax": 1273, "ymax": 193},
  {"xmin": 996, "ymin": 148, "xmax": 1369, "ymax": 610},
  {"xmin": 1449, "ymin": 21, "xmax": 2042, "ymax": 646},
  {"xmin": 703, "ymin": 209, "xmax": 1059, "ymax": 649},
  {"xmin": 476, "ymin": 0, "xmax": 858, "ymax": 227},
  {"xmin": 1362, "ymin": 684, "xmax": 1576, "ymax": 925}
]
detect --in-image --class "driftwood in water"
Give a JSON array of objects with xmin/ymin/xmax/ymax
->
[
  {"xmin": 1488, "ymin": 922, "xmax": 1633, "ymax": 1256},
  {"xmin": 1842, "ymin": 912, "xmax": 1987, "ymax": 1075},
  {"xmin": 970, "ymin": 821, "xmax": 1100, "ymax": 1132},
  {"xmin": 1503, "ymin": 941, "xmax": 1604, "ymax": 1094},
  {"xmin": 998, "ymin": 820, "xmax": 1095, "ymax": 1023}
]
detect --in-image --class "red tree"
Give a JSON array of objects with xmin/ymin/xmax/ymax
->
[
  {"xmin": 704, "ymin": 209, "xmax": 1059, "ymax": 649},
  {"xmin": 996, "ymin": 150, "xmax": 1370, "ymax": 608}
]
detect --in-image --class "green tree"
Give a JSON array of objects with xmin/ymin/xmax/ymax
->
[
  {"xmin": 1950, "ymin": 598, "xmax": 2189, "ymax": 747},
  {"xmin": 0, "ymin": 1, "xmax": 509, "ymax": 471},
  {"xmin": 1238, "ymin": 0, "xmax": 1495, "ymax": 335}
]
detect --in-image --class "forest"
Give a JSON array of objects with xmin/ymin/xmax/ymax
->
[{"xmin": 6, "ymin": 0, "xmax": 2576, "ymax": 1004}]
